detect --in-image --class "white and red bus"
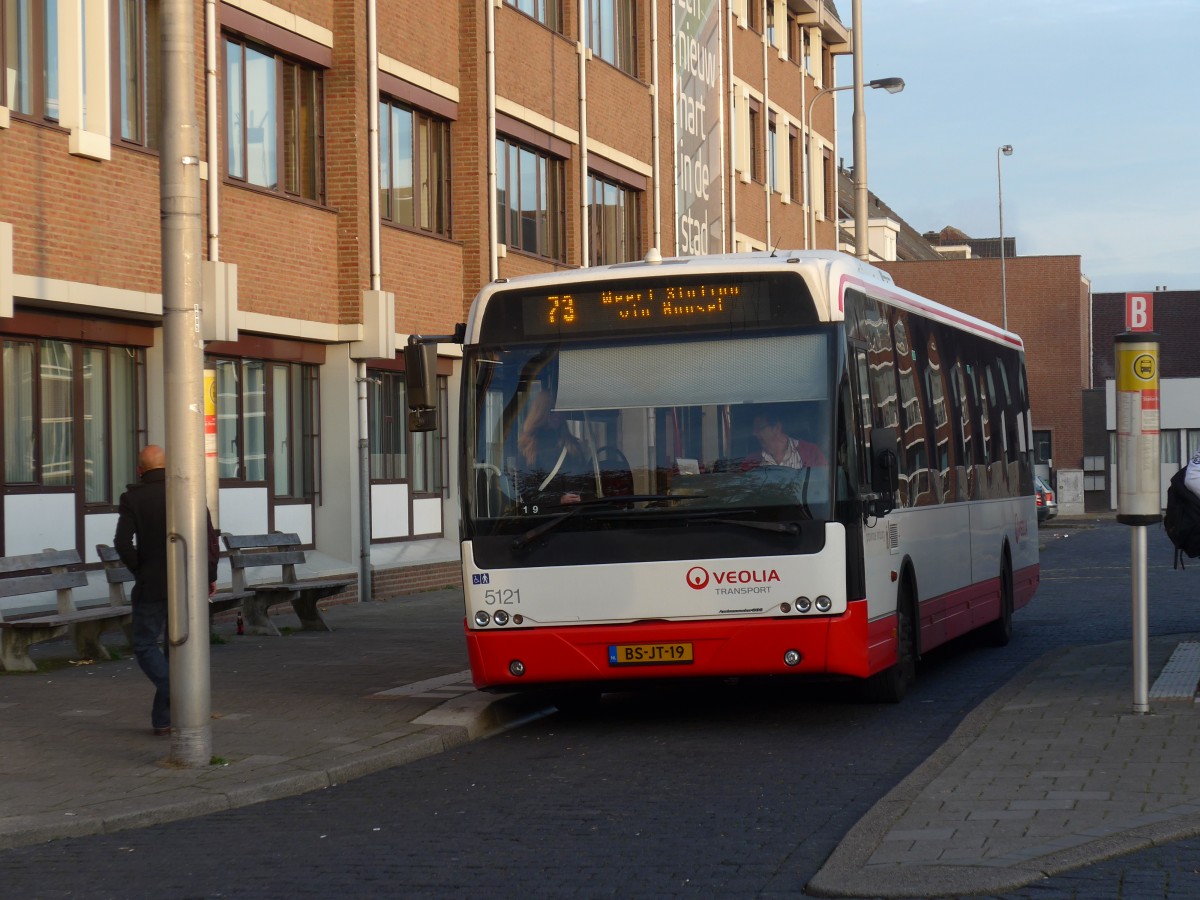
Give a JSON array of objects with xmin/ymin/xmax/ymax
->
[{"xmin": 437, "ymin": 250, "xmax": 1039, "ymax": 702}]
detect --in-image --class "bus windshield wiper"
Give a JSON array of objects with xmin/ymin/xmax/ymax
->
[{"xmin": 509, "ymin": 494, "xmax": 704, "ymax": 555}]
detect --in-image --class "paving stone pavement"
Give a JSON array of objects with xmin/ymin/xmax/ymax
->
[
  {"xmin": 0, "ymin": 588, "xmax": 550, "ymax": 851},
  {"xmin": 4, "ymin": 579, "xmax": 1200, "ymax": 899},
  {"xmin": 807, "ymin": 633, "xmax": 1200, "ymax": 898}
]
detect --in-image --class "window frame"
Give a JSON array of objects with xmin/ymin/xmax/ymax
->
[
  {"xmin": 588, "ymin": 0, "xmax": 637, "ymax": 77},
  {"xmin": 2, "ymin": 337, "xmax": 147, "ymax": 506},
  {"xmin": 587, "ymin": 169, "xmax": 641, "ymax": 267},
  {"xmin": 3, "ymin": 0, "xmax": 58, "ymax": 122},
  {"xmin": 210, "ymin": 354, "xmax": 319, "ymax": 503},
  {"xmin": 496, "ymin": 133, "xmax": 567, "ymax": 262},
  {"xmin": 367, "ymin": 368, "xmax": 447, "ymax": 497},
  {"xmin": 379, "ymin": 94, "xmax": 452, "ymax": 237},
  {"xmin": 504, "ymin": 0, "xmax": 563, "ymax": 33},
  {"xmin": 223, "ymin": 32, "xmax": 327, "ymax": 204},
  {"xmin": 110, "ymin": 0, "xmax": 160, "ymax": 150}
]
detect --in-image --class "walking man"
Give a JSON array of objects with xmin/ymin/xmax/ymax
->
[{"xmin": 115, "ymin": 445, "xmax": 218, "ymax": 736}]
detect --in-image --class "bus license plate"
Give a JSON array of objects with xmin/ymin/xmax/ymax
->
[{"xmin": 608, "ymin": 642, "xmax": 694, "ymax": 666}]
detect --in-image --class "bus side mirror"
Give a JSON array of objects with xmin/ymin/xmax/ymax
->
[
  {"xmin": 869, "ymin": 429, "xmax": 899, "ymax": 517},
  {"xmin": 404, "ymin": 342, "xmax": 438, "ymax": 432}
]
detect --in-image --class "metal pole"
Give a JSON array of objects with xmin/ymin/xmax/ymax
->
[
  {"xmin": 997, "ymin": 145, "xmax": 1012, "ymax": 331},
  {"xmin": 851, "ymin": 0, "xmax": 868, "ymax": 260},
  {"xmin": 1132, "ymin": 525, "xmax": 1149, "ymax": 713},
  {"xmin": 161, "ymin": 0, "xmax": 212, "ymax": 765}
]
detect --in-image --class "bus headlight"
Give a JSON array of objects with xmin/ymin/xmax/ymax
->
[
  {"xmin": 494, "ymin": 610, "xmax": 510, "ymax": 626},
  {"xmin": 474, "ymin": 611, "xmax": 491, "ymax": 627},
  {"xmin": 795, "ymin": 596, "xmax": 812, "ymax": 613},
  {"xmin": 815, "ymin": 595, "xmax": 833, "ymax": 613}
]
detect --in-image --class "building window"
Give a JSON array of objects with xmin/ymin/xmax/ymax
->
[
  {"xmin": 589, "ymin": 0, "xmax": 636, "ymax": 76},
  {"xmin": 496, "ymin": 135, "xmax": 566, "ymax": 262},
  {"xmin": 225, "ymin": 36, "xmax": 324, "ymax": 202},
  {"xmin": 788, "ymin": 127, "xmax": 800, "ymax": 202},
  {"xmin": 748, "ymin": 101, "xmax": 761, "ymax": 182},
  {"xmin": 822, "ymin": 149, "xmax": 834, "ymax": 220},
  {"xmin": 379, "ymin": 97, "xmax": 451, "ymax": 236},
  {"xmin": 588, "ymin": 172, "xmax": 639, "ymax": 266},
  {"xmin": 368, "ymin": 370, "xmax": 445, "ymax": 494},
  {"xmin": 786, "ymin": 13, "xmax": 800, "ymax": 63},
  {"xmin": 767, "ymin": 117, "xmax": 778, "ymax": 192},
  {"xmin": 113, "ymin": 0, "xmax": 160, "ymax": 148},
  {"xmin": 505, "ymin": 0, "xmax": 562, "ymax": 33},
  {"xmin": 212, "ymin": 357, "xmax": 318, "ymax": 500},
  {"xmin": 3, "ymin": 0, "xmax": 58, "ymax": 120},
  {"xmin": 3, "ymin": 339, "xmax": 145, "ymax": 503},
  {"xmin": 746, "ymin": 0, "xmax": 761, "ymax": 33}
]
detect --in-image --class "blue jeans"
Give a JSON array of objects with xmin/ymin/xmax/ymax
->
[{"xmin": 131, "ymin": 600, "xmax": 170, "ymax": 729}]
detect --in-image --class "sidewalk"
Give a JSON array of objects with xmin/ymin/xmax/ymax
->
[
  {"xmin": 807, "ymin": 633, "xmax": 1200, "ymax": 897},
  {"xmin": 5, "ymin": 585, "xmax": 1200, "ymax": 897},
  {"xmin": 0, "ymin": 588, "xmax": 550, "ymax": 851}
]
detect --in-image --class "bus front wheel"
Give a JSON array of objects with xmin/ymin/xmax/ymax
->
[{"xmin": 861, "ymin": 586, "xmax": 917, "ymax": 704}]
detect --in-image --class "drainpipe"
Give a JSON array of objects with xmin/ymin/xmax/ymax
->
[
  {"xmin": 578, "ymin": 0, "xmax": 589, "ymax": 267},
  {"xmin": 726, "ymin": 2, "xmax": 736, "ymax": 250},
  {"xmin": 650, "ymin": 1, "xmax": 661, "ymax": 252},
  {"xmin": 487, "ymin": 0, "xmax": 499, "ymax": 280},
  {"xmin": 357, "ymin": 0, "xmax": 382, "ymax": 602},
  {"xmin": 761, "ymin": 0, "xmax": 770, "ymax": 249}
]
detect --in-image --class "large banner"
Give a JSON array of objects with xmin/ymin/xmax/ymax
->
[{"xmin": 673, "ymin": 0, "xmax": 725, "ymax": 256}]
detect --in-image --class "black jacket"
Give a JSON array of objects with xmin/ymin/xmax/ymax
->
[{"xmin": 114, "ymin": 469, "xmax": 219, "ymax": 603}]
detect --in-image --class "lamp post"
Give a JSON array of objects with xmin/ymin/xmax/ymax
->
[
  {"xmin": 997, "ymin": 144, "xmax": 1014, "ymax": 330},
  {"xmin": 804, "ymin": 77, "xmax": 904, "ymax": 251}
]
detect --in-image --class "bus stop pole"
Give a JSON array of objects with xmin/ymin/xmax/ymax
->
[
  {"xmin": 1132, "ymin": 526, "xmax": 1149, "ymax": 713},
  {"xmin": 1114, "ymin": 331, "xmax": 1160, "ymax": 715}
]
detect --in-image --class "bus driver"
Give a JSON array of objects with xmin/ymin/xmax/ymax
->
[{"xmin": 750, "ymin": 407, "xmax": 827, "ymax": 470}]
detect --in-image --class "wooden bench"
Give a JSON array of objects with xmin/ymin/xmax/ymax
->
[
  {"xmin": 95, "ymin": 544, "xmax": 253, "ymax": 630},
  {"xmin": 222, "ymin": 532, "xmax": 355, "ymax": 636},
  {"xmin": 0, "ymin": 549, "xmax": 133, "ymax": 672}
]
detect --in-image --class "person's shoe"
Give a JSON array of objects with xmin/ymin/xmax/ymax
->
[{"xmin": 153, "ymin": 726, "xmax": 171, "ymax": 736}]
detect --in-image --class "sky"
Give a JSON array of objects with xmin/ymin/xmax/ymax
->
[{"xmin": 833, "ymin": 0, "xmax": 1200, "ymax": 293}]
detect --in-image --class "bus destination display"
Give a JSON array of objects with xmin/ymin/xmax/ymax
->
[{"xmin": 518, "ymin": 279, "xmax": 775, "ymax": 335}]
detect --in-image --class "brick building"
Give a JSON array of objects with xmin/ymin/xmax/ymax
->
[
  {"xmin": 877, "ymin": 256, "xmax": 1092, "ymax": 513},
  {"xmin": 0, "ymin": 0, "xmax": 851, "ymax": 599}
]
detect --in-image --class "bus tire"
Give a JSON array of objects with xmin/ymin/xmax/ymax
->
[
  {"xmin": 861, "ymin": 582, "xmax": 917, "ymax": 704},
  {"xmin": 981, "ymin": 549, "xmax": 1014, "ymax": 647}
]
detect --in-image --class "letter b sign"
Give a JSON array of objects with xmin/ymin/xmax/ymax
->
[{"xmin": 1125, "ymin": 293, "xmax": 1153, "ymax": 332}]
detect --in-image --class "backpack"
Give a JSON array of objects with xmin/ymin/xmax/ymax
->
[{"xmin": 1164, "ymin": 466, "xmax": 1200, "ymax": 569}]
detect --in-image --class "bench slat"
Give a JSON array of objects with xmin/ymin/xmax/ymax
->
[
  {"xmin": 226, "ymin": 550, "xmax": 306, "ymax": 569},
  {"xmin": 221, "ymin": 532, "xmax": 302, "ymax": 550},
  {"xmin": 0, "ymin": 569, "xmax": 88, "ymax": 599},
  {"xmin": 0, "ymin": 549, "xmax": 83, "ymax": 575}
]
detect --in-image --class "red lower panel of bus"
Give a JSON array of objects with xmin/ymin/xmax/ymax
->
[
  {"xmin": 466, "ymin": 602, "xmax": 879, "ymax": 690},
  {"xmin": 466, "ymin": 564, "xmax": 1040, "ymax": 691},
  {"xmin": 914, "ymin": 563, "xmax": 1040, "ymax": 651}
]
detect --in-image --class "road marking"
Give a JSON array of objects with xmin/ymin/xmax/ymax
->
[{"xmin": 371, "ymin": 669, "xmax": 475, "ymax": 699}]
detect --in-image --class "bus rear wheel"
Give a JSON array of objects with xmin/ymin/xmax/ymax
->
[
  {"xmin": 981, "ymin": 550, "xmax": 1014, "ymax": 647},
  {"xmin": 861, "ymin": 588, "xmax": 917, "ymax": 704}
]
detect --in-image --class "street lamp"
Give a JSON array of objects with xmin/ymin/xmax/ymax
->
[
  {"xmin": 804, "ymin": 77, "xmax": 904, "ymax": 251},
  {"xmin": 997, "ymin": 144, "xmax": 1014, "ymax": 331}
]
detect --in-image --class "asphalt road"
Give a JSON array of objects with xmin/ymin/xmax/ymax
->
[{"xmin": 4, "ymin": 515, "xmax": 1200, "ymax": 899}]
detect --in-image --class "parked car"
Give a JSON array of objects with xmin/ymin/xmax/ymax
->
[{"xmin": 1035, "ymin": 474, "xmax": 1058, "ymax": 522}]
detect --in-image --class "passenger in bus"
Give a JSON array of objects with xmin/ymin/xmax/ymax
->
[
  {"xmin": 749, "ymin": 408, "xmax": 827, "ymax": 469},
  {"xmin": 517, "ymin": 390, "xmax": 595, "ymax": 505}
]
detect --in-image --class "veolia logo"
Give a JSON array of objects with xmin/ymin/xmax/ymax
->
[{"xmin": 686, "ymin": 566, "xmax": 781, "ymax": 589}]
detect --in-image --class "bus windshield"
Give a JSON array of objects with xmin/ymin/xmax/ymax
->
[{"xmin": 465, "ymin": 328, "xmax": 837, "ymax": 533}]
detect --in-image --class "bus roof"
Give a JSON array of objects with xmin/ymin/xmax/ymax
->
[{"xmin": 466, "ymin": 250, "xmax": 1024, "ymax": 351}]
